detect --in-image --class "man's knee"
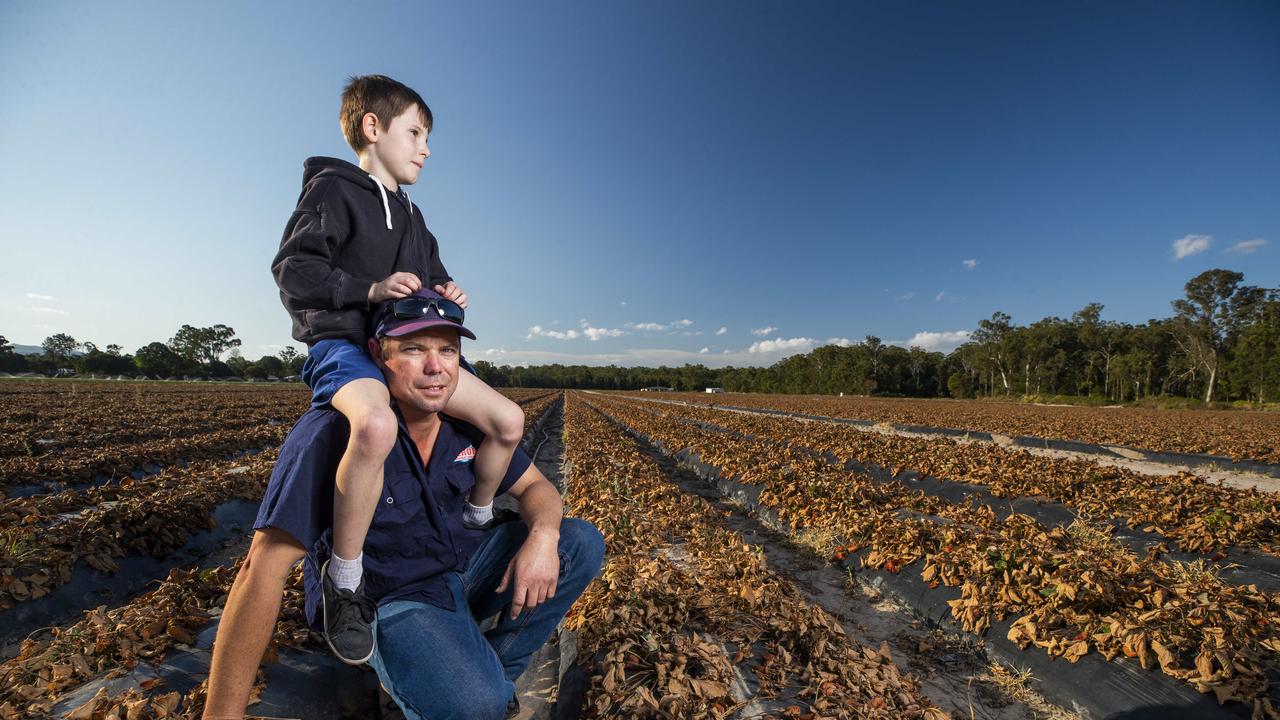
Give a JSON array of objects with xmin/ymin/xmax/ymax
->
[
  {"xmin": 463, "ymin": 687, "xmax": 511, "ymax": 720},
  {"xmin": 559, "ymin": 518, "xmax": 605, "ymax": 578},
  {"xmin": 395, "ymin": 679, "xmax": 510, "ymax": 720}
]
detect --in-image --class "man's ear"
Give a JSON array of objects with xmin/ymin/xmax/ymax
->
[
  {"xmin": 361, "ymin": 111, "xmax": 380, "ymax": 145},
  {"xmin": 368, "ymin": 337, "xmax": 385, "ymax": 366}
]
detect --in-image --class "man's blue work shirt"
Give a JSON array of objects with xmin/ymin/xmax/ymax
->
[{"xmin": 254, "ymin": 406, "xmax": 532, "ymax": 630}]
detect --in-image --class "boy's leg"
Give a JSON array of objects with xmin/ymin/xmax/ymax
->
[
  {"xmin": 325, "ymin": 377, "xmax": 397, "ymax": 664},
  {"xmin": 371, "ymin": 580, "xmax": 515, "ymax": 720},
  {"xmin": 461, "ymin": 519, "xmax": 605, "ymax": 682},
  {"xmin": 444, "ymin": 372, "xmax": 524, "ymax": 529}
]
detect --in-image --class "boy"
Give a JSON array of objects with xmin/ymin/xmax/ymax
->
[{"xmin": 271, "ymin": 74, "xmax": 524, "ymax": 665}]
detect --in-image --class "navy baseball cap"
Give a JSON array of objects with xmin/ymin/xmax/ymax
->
[{"xmin": 371, "ymin": 288, "xmax": 477, "ymax": 340}]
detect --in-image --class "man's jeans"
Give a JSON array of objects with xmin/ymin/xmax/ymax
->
[{"xmin": 370, "ymin": 518, "xmax": 605, "ymax": 720}]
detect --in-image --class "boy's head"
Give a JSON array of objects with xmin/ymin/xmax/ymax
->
[{"xmin": 339, "ymin": 75, "xmax": 433, "ymax": 154}]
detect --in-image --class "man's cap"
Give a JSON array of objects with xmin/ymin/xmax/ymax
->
[{"xmin": 372, "ymin": 287, "xmax": 477, "ymax": 340}]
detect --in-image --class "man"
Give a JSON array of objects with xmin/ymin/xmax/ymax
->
[{"xmin": 203, "ymin": 289, "xmax": 605, "ymax": 720}]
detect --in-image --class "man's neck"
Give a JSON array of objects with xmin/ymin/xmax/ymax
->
[{"xmin": 398, "ymin": 406, "xmax": 442, "ymax": 465}]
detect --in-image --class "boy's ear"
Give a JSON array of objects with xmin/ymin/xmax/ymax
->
[{"xmin": 360, "ymin": 111, "xmax": 381, "ymax": 145}]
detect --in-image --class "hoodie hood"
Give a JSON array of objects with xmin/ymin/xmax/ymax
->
[{"xmin": 302, "ymin": 156, "xmax": 413, "ymax": 231}]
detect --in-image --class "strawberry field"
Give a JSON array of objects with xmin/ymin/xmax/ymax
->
[{"xmin": 1, "ymin": 380, "xmax": 1277, "ymax": 718}]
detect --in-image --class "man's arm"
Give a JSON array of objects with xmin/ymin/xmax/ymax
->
[
  {"xmin": 203, "ymin": 528, "xmax": 306, "ymax": 720},
  {"xmin": 495, "ymin": 464, "xmax": 563, "ymax": 619}
]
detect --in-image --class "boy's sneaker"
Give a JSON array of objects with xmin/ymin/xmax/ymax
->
[
  {"xmin": 504, "ymin": 696, "xmax": 521, "ymax": 719},
  {"xmin": 321, "ymin": 559, "xmax": 377, "ymax": 665}
]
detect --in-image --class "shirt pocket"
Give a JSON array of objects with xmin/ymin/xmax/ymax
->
[
  {"xmin": 431, "ymin": 465, "xmax": 476, "ymax": 519},
  {"xmin": 367, "ymin": 474, "xmax": 431, "ymax": 558}
]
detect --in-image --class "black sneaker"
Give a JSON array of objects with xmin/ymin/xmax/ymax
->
[
  {"xmin": 504, "ymin": 696, "xmax": 521, "ymax": 719},
  {"xmin": 321, "ymin": 559, "xmax": 377, "ymax": 665}
]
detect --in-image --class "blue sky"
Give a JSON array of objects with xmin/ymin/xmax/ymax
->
[{"xmin": 2, "ymin": 0, "xmax": 1277, "ymax": 367}]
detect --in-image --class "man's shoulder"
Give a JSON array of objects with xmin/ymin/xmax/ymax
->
[{"xmin": 281, "ymin": 407, "xmax": 351, "ymax": 451}]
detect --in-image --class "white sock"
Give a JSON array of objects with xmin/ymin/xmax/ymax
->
[
  {"xmin": 328, "ymin": 551, "xmax": 364, "ymax": 592},
  {"xmin": 463, "ymin": 501, "xmax": 494, "ymax": 526}
]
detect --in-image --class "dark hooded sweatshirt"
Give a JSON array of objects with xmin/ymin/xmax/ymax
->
[{"xmin": 272, "ymin": 157, "xmax": 452, "ymax": 345}]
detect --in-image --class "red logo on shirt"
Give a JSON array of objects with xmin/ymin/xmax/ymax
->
[{"xmin": 454, "ymin": 445, "xmax": 476, "ymax": 463}]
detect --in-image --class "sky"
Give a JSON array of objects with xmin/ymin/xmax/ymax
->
[{"xmin": 2, "ymin": 0, "xmax": 1278, "ymax": 367}]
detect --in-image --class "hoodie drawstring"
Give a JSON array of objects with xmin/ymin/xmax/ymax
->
[{"xmin": 370, "ymin": 175, "xmax": 393, "ymax": 230}]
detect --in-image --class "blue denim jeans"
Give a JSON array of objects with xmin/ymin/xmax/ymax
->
[{"xmin": 370, "ymin": 518, "xmax": 605, "ymax": 720}]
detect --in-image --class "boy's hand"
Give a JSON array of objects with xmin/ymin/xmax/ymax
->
[
  {"xmin": 434, "ymin": 282, "xmax": 468, "ymax": 309},
  {"xmin": 369, "ymin": 272, "xmax": 422, "ymax": 303}
]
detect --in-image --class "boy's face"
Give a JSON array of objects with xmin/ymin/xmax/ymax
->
[{"xmin": 365, "ymin": 105, "xmax": 430, "ymax": 187}]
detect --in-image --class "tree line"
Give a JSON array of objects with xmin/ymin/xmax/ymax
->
[
  {"xmin": 474, "ymin": 269, "xmax": 1279, "ymax": 405},
  {"xmin": 3, "ymin": 269, "xmax": 1276, "ymax": 403},
  {"xmin": 0, "ymin": 324, "xmax": 305, "ymax": 380}
]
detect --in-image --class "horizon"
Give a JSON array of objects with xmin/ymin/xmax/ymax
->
[{"xmin": 2, "ymin": 1, "xmax": 1278, "ymax": 369}]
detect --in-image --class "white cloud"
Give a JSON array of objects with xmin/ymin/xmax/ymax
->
[
  {"xmin": 1172, "ymin": 234, "xmax": 1211, "ymax": 260},
  {"xmin": 525, "ymin": 325, "xmax": 579, "ymax": 340},
  {"xmin": 962, "ymin": 259, "xmax": 978, "ymax": 270},
  {"xmin": 25, "ymin": 293, "xmax": 56, "ymax": 301},
  {"xmin": 898, "ymin": 330, "xmax": 972, "ymax": 353},
  {"xmin": 935, "ymin": 290, "xmax": 946, "ymax": 302},
  {"xmin": 28, "ymin": 306, "xmax": 70, "ymax": 315},
  {"xmin": 626, "ymin": 320, "xmax": 694, "ymax": 333},
  {"xmin": 715, "ymin": 326, "xmax": 728, "ymax": 336},
  {"xmin": 895, "ymin": 292, "xmax": 915, "ymax": 301},
  {"xmin": 825, "ymin": 337, "xmax": 853, "ymax": 347},
  {"xmin": 580, "ymin": 322, "xmax": 625, "ymax": 341},
  {"xmin": 748, "ymin": 337, "xmax": 815, "ymax": 354},
  {"xmin": 1227, "ymin": 238, "xmax": 1267, "ymax": 255},
  {"xmin": 626, "ymin": 322, "xmax": 666, "ymax": 332},
  {"xmin": 751, "ymin": 325, "xmax": 777, "ymax": 337},
  {"xmin": 620, "ymin": 301, "xmax": 627, "ymax": 306},
  {"xmin": 699, "ymin": 347, "xmax": 709, "ymax": 354}
]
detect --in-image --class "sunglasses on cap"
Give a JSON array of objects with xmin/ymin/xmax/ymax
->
[{"xmin": 388, "ymin": 296, "xmax": 466, "ymax": 325}]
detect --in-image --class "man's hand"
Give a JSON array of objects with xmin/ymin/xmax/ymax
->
[
  {"xmin": 369, "ymin": 272, "xmax": 422, "ymax": 303},
  {"xmin": 433, "ymin": 281, "xmax": 468, "ymax": 310},
  {"xmin": 495, "ymin": 529, "xmax": 559, "ymax": 619}
]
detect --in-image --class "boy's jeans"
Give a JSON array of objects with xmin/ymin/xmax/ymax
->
[{"xmin": 370, "ymin": 518, "xmax": 604, "ymax": 720}]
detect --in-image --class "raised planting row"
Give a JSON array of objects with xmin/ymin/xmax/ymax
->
[
  {"xmin": 585, "ymin": 394, "xmax": 1280, "ymax": 716},
  {"xmin": 0, "ymin": 558, "xmax": 325, "ymax": 719},
  {"xmin": 0, "ymin": 424, "xmax": 291, "ymax": 493},
  {"xmin": 561, "ymin": 393, "xmax": 949, "ymax": 719},
  {"xmin": 508, "ymin": 389, "xmax": 562, "ymax": 438},
  {"xmin": 0, "ymin": 453, "xmax": 275, "ymax": 612},
  {"xmin": 0, "ymin": 391, "xmax": 569, "ymax": 719},
  {"xmin": 0, "ymin": 381, "xmax": 307, "ymax": 460},
  {"xmin": 498, "ymin": 387, "xmax": 562, "ymax": 406},
  {"xmin": 618, "ymin": 396, "xmax": 1280, "ymax": 557},
  {"xmin": 619, "ymin": 392, "xmax": 1280, "ymax": 466}
]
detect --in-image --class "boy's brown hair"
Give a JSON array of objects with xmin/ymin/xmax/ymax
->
[{"xmin": 340, "ymin": 75, "xmax": 433, "ymax": 153}]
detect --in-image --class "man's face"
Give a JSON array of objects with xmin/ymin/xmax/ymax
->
[
  {"xmin": 370, "ymin": 326, "xmax": 460, "ymax": 415},
  {"xmin": 368, "ymin": 105, "xmax": 430, "ymax": 187}
]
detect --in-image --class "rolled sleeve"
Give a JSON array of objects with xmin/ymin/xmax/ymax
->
[{"xmin": 254, "ymin": 411, "xmax": 347, "ymax": 550}]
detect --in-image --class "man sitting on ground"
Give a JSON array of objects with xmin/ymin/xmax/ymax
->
[{"xmin": 203, "ymin": 289, "xmax": 605, "ymax": 720}]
